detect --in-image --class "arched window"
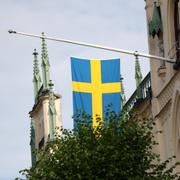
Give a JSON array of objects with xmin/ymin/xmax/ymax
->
[{"xmin": 174, "ymin": 0, "xmax": 180, "ymax": 68}]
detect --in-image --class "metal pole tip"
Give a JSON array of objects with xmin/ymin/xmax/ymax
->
[{"xmin": 8, "ymin": 29, "xmax": 16, "ymax": 34}]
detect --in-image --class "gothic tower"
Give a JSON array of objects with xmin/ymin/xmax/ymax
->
[{"xmin": 29, "ymin": 34, "xmax": 62, "ymax": 165}]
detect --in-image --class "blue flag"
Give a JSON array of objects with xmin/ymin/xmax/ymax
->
[{"xmin": 71, "ymin": 57, "xmax": 121, "ymax": 128}]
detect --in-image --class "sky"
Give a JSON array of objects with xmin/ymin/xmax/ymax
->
[{"xmin": 0, "ymin": 0, "xmax": 149, "ymax": 179}]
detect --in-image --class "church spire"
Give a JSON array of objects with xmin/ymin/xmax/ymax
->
[
  {"xmin": 33, "ymin": 49, "xmax": 42, "ymax": 101},
  {"xmin": 135, "ymin": 55, "xmax": 142, "ymax": 88},
  {"xmin": 135, "ymin": 55, "xmax": 143, "ymax": 99},
  {"xmin": 48, "ymin": 80, "xmax": 56, "ymax": 140},
  {"xmin": 41, "ymin": 32, "xmax": 50, "ymax": 90}
]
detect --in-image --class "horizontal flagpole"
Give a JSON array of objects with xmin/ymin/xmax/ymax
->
[{"xmin": 8, "ymin": 29, "xmax": 176, "ymax": 63}]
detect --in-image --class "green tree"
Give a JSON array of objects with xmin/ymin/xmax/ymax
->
[{"xmin": 20, "ymin": 112, "xmax": 180, "ymax": 180}]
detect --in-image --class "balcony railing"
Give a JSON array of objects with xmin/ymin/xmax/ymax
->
[{"xmin": 123, "ymin": 72, "xmax": 152, "ymax": 111}]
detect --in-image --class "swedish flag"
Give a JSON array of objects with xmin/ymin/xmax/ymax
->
[{"xmin": 71, "ymin": 57, "xmax": 121, "ymax": 128}]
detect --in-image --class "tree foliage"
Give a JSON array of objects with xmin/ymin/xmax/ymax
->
[{"xmin": 20, "ymin": 112, "xmax": 180, "ymax": 179}]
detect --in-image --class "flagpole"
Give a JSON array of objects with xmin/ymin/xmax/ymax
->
[{"xmin": 8, "ymin": 29, "xmax": 176, "ymax": 64}]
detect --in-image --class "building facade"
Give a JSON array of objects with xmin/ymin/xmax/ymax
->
[
  {"xmin": 126, "ymin": 0, "xmax": 180, "ymax": 171},
  {"xmin": 146, "ymin": 0, "xmax": 180, "ymax": 169}
]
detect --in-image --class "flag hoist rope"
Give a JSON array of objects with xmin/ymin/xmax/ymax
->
[{"xmin": 8, "ymin": 29, "xmax": 176, "ymax": 64}]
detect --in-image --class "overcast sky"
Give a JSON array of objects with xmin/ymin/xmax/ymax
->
[{"xmin": 0, "ymin": 0, "xmax": 149, "ymax": 179}]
